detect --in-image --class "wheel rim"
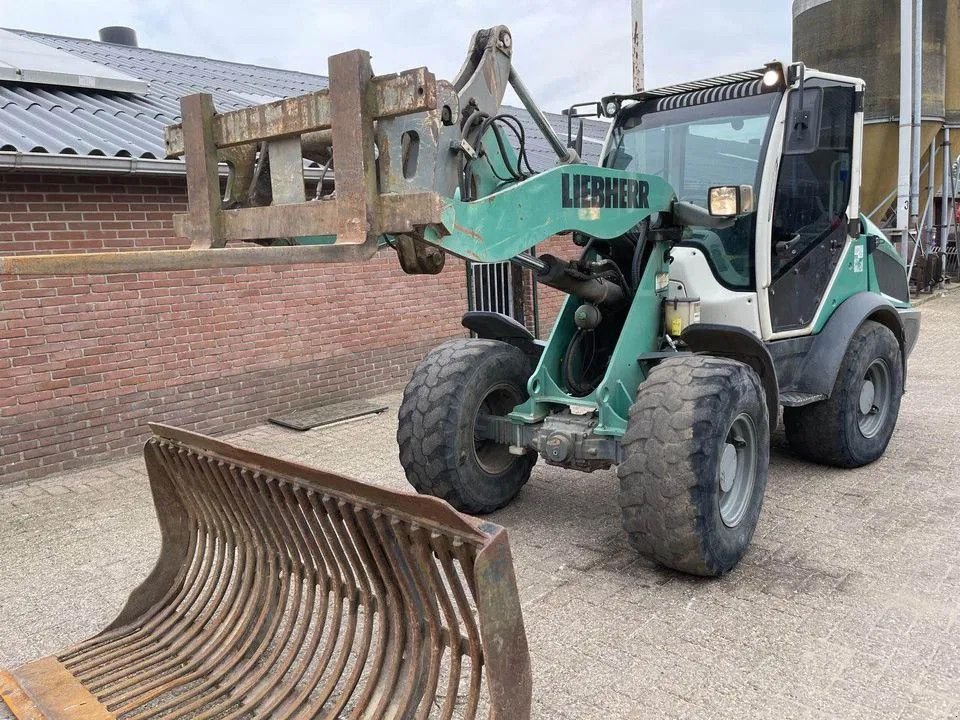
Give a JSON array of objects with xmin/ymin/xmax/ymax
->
[
  {"xmin": 858, "ymin": 358, "xmax": 891, "ymax": 438},
  {"xmin": 718, "ymin": 413, "xmax": 758, "ymax": 528},
  {"xmin": 472, "ymin": 382, "xmax": 523, "ymax": 475}
]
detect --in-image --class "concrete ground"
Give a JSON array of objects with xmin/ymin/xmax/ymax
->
[{"xmin": 2, "ymin": 290, "xmax": 959, "ymax": 720}]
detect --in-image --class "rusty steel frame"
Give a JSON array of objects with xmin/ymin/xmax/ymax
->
[
  {"xmin": 0, "ymin": 50, "xmax": 449, "ymax": 275},
  {"xmin": 0, "ymin": 424, "xmax": 532, "ymax": 720},
  {"xmin": 163, "ymin": 66, "xmax": 438, "ymax": 156}
]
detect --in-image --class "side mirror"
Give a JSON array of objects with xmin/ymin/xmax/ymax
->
[
  {"xmin": 563, "ymin": 102, "xmax": 601, "ymax": 157},
  {"xmin": 571, "ymin": 120, "xmax": 584, "ymax": 157},
  {"xmin": 784, "ymin": 87, "xmax": 822, "ymax": 154},
  {"xmin": 708, "ymin": 185, "xmax": 755, "ymax": 217}
]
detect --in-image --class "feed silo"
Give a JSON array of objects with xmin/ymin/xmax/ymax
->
[{"xmin": 793, "ymin": 0, "xmax": 960, "ymax": 222}]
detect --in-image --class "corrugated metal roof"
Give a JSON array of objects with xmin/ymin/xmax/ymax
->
[{"xmin": 0, "ymin": 29, "xmax": 608, "ymax": 169}]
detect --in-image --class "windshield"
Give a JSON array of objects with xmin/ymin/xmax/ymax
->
[{"xmin": 604, "ymin": 91, "xmax": 781, "ymax": 289}]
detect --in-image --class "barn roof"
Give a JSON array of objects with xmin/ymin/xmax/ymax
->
[{"xmin": 0, "ymin": 29, "xmax": 609, "ymax": 171}]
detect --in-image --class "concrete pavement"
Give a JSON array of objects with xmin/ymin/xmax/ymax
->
[{"xmin": 1, "ymin": 291, "xmax": 959, "ymax": 719}]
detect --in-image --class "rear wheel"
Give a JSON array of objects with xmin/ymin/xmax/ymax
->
[
  {"xmin": 784, "ymin": 320, "xmax": 903, "ymax": 467},
  {"xmin": 397, "ymin": 339, "xmax": 536, "ymax": 514},
  {"xmin": 617, "ymin": 356, "xmax": 770, "ymax": 576}
]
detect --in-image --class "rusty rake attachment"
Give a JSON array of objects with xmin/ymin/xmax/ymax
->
[{"xmin": 0, "ymin": 424, "xmax": 531, "ymax": 719}]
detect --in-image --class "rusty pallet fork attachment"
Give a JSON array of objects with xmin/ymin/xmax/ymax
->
[
  {"xmin": 0, "ymin": 27, "xmax": 523, "ymax": 277},
  {"xmin": 0, "ymin": 49, "xmax": 453, "ymax": 275},
  {"xmin": 0, "ymin": 425, "xmax": 532, "ymax": 720}
]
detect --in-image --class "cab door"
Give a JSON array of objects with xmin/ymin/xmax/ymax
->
[{"xmin": 763, "ymin": 79, "xmax": 861, "ymax": 335}]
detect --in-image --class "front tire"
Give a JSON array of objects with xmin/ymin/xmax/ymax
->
[
  {"xmin": 397, "ymin": 339, "xmax": 536, "ymax": 514},
  {"xmin": 617, "ymin": 356, "xmax": 770, "ymax": 576},
  {"xmin": 784, "ymin": 320, "xmax": 903, "ymax": 468}
]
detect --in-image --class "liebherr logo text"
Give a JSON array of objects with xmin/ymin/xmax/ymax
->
[{"xmin": 561, "ymin": 173, "xmax": 650, "ymax": 210}]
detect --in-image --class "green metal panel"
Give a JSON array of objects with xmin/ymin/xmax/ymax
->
[
  {"xmin": 508, "ymin": 237, "xmax": 670, "ymax": 437},
  {"xmin": 812, "ymin": 233, "xmax": 870, "ymax": 333},
  {"xmin": 812, "ymin": 216, "xmax": 912, "ymax": 333},
  {"xmin": 862, "ymin": 215, "xmax": 912, "ymax": 309},
  {"xmin": 430, "ymin": 166, "xmax": 676, "ymax": 264}
]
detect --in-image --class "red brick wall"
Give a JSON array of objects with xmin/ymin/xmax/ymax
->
[{"xmin": 1, "ymin": 172, "xmax": 467, "ymax": 483}]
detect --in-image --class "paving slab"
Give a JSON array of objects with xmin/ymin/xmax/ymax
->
[{"xmin": 1, "ymin": 292, "xmax": 959, "ymax": 719}]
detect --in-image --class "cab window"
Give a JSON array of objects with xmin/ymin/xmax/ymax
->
[
  {"xmin": 605, "ymin": 90, "xmax": 779, "ymax": 290},
  {"xmin": 769, "ymin": 82, "xmax": 856, "ymax": 331}
]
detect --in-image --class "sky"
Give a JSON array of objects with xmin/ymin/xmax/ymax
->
[{"xmin": 0, "ymin": 0, "xmax": 793, "ymax": 112}]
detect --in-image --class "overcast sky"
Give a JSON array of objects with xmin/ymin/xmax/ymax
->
[{"xmin": 0, "ymin": 0, "xmax": 793, "ymax": 112}]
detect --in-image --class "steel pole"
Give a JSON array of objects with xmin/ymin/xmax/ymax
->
[
  {"xmin": 508, "ymin": 68, "xmax": 578, "ymax": 164},
  {"xmin": 510, "ymin": 252, "xmax": 548, "ymax": 273},
  {"xmin": 927, "ymin": 136, "xmax": 937, "ymax": 242},
  {"xmin": 910, "ymin": 0, "xmax": 924, "ymax": 231},
  {"xmin": 942, "ymin": 128, "xmax": 952, "ymax": 253},
  {"xmin": 896, "ymin": 0, "xmax": 914, "ymax": 254},
  {"xmin": 632, "ymin": 0, "xmax": 645, "ymax": 92}
]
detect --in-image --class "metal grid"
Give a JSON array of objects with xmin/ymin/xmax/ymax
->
[
  {"xmin": 468, "ymin": 262, "xmax": 517, "ymax": 319},
  {"xmin": 0, "ymin": 424, "xmax": 532, "ymax": 719}
]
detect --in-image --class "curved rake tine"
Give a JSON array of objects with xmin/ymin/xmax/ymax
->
[{"xmin": 0, "ymin": 424, "xmax": 531, "ymax": 720}]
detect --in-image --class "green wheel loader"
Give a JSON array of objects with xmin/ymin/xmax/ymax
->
[
  {"xmin": 1, "ymin": 28, "xmax": 919, "ymax": 581},
  {"xmin": 387, "ymin": 40, "xmax": 921, "ymax": 576}
]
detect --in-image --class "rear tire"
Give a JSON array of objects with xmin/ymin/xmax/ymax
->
[
  {"xmin": 397, "ymin": 339, "xmax": 536, "ymax": 514},
  {"xmin": 784, "ymin": 320, "xmax": 903, "ymax": 468},
  {"xmin": 617, "ymin": 356, "xmax": 770, "ymax": 576}
]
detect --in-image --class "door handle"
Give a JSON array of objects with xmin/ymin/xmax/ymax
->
[{"xmin": 775, "ymin": 234, "xmax": 801, "ymax": 257}]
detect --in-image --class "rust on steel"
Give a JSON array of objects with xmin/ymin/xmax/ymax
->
[
  {"xmin": 0, "ymin": 193, "xmax": 446, "ymax": 275},
  {"xmin": 329, "ymin": 50, "xmax": 381, "ymax": 251},
  {"xmin": 0, "ymin": 49, "xmax": 449, "ymax": 275},
  {"xmin": 180, "ymin": 93, "xmax": 225, "ymax": 250},
  {"xmin": 0, "ymin": 424, "xmax": 532, "ymax": 720},
  {"xmin": 164, "ymin": 66, "xmax": 437, "ymax": 156}
]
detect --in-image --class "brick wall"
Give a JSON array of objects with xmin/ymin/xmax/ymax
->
[{"xmin": 1, "ymin": 172, "xmax": 468, "ymax": 483}]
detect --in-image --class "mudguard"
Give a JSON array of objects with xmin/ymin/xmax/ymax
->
[
  {"xmin": 462, "ymin": 311, "xmax": 546, "ymax": 363},
  {"xmin": 787, "ymin": 292, "xmax": 912, "ymax": 399},
  {"xmin": 680, "ymin": 323, "xmax": 779, "ymax": 433}
]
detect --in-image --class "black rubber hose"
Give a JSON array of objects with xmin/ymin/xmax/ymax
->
[
  {"xmin": 630, "ymin": 218, "xmax": 650, "ymax": 292},
  {"xmin": 563, "ymin": 328, "xmax": 601, "ymax": 397}
]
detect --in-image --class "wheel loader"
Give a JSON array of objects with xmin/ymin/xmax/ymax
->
[{"xmin": 0, "ymin": 25, "xmax": 920, "ymax": 719}]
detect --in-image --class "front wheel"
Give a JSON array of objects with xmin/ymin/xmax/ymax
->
[
  {"xmin": 617, "ymin": 356, "xmax": 770, "ymax": 576},
  {"xmin": 397, "ymin": 339, "xmax": 536, "ymax": 514}
]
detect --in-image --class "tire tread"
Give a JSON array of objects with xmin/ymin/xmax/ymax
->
[
  {"xmin": 617, "ymin": 355, "xmax": 769, "ymax": 576},
  {"xmin": 397, "ymin": 338, "xmax": 535, "ymax": 513}
]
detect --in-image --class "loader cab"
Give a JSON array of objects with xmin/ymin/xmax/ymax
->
[{"xmin": 601, "ymin": 65, "xmax": 865, "ymax": 341}]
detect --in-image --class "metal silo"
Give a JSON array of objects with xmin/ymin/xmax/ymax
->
[{"xmin": 793, "ymin": 0, "xmax": 958, "ymax": 224}]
